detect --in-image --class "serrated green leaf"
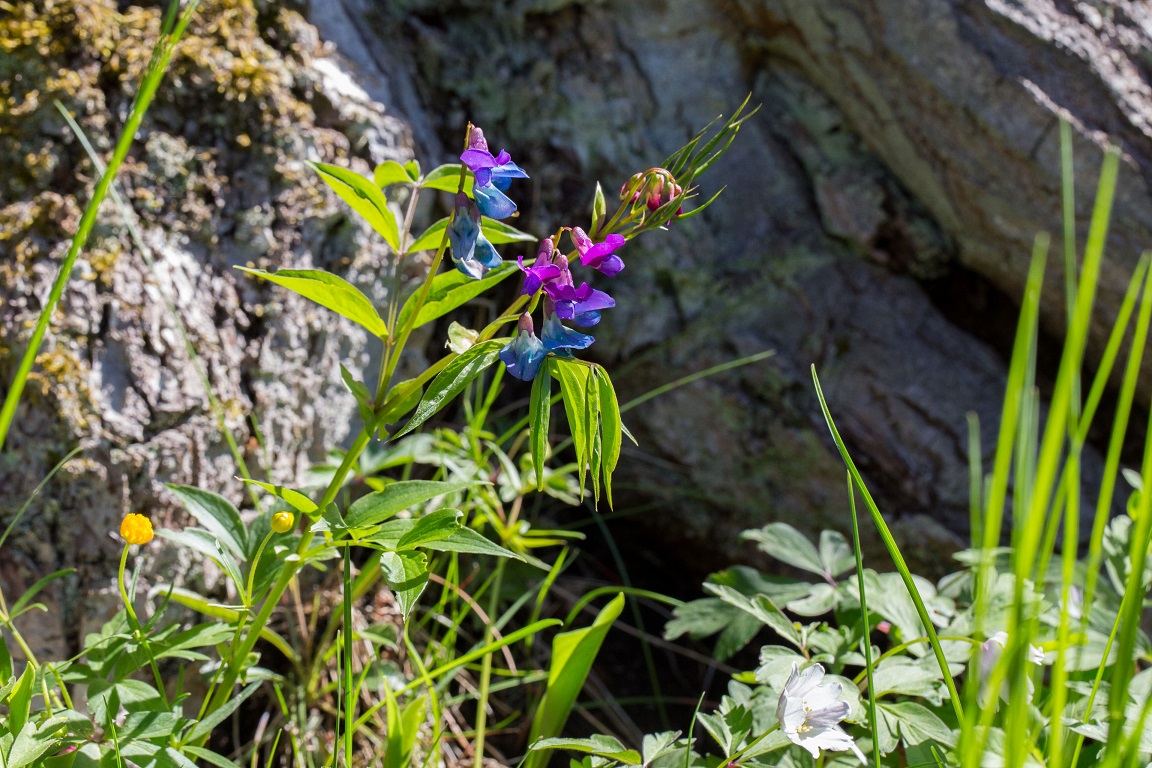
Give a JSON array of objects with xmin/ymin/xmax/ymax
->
[
  {"xmin": 381, "ymin": 551, "xmax": 429, "ymax": 619},
  {"xmin": 237, "ymin": 267, "xmax": 387, "ymax": 339},
  {"xmin": 312, "ymin": 161, "xmax": 400, "ymax": 250},
  {"xmin": 420, "ymin": 163, "xmax": 473, "ymax": 194},
  {"xmin": 596, "ymin": 367, "xmax": 621, "ymax": 508},
  {"xmin": 239, "ymin": 479, "xmax": 318, "ymax": 516},
  {"xmin": 396, "ymin": 508, "xmax": 461, "ymax": 550},
  {"xmin": 374, "ymin": 160, "xmax": 412, "ymax": 189},
  {"xmin": 119, "ymin": 711, "xmax": 184, "ymax": 741},
  {"xmin": 530, "ymin": 359, "xmax": 552, "ymax": 491},
  {"xmin": 345, "ymin": 480, "xmax": 475, "ymax": 529},
  {"xmin": 394, "ymin": 340, "xmax": 506, "ymax": 439},
  {"xmin": 740, "ymin": 523, "xmax": 824, "ymax": 577},
  {"xmin": 397, "ymin": 261, "xmax": 519, "ymax": 331}
]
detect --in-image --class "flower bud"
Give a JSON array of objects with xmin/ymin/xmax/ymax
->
[
  {"xmin": 271, "ymin": 510, "xmax": 295, "ymax": 533},
  {"xmin": 619, "ymin": 171, "xmax": 645, "ymax": 202},
  {"xmin": 120, "ymin": 513, "xmax": 154, "ymax": 545},
  {"xmin": 516, "ymin": 312, "xmax": 536, "ymax": 335},
  {"xmin": 467, "ymin": 125, "xmax": 489, "ymax": 153}
]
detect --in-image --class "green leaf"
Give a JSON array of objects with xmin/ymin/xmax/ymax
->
[
  {"xmin": 340, "ymin": 363, "xmax": 375, "ymax": 423},
  {"xmin": 596, "ymin": 367, "xmax": 622, "ymax": 508},
  {"xmin": 0, "ymin": 632, "xmax": 10, "ymax": 683},
  {"xmin": 5, "ymin": 664, "xmax": 35, "ymax": 741},
  {"xmin": 396, "ymin": 261, "xmax": 519, "ymax": 331},
  {"xmin": 164, "ymin": 588, "xmax": 298, "ymax": 664},
  {"xmin": 396, "ymin": 508, "xmax": 462, "ymax": 550},
  {"xmin": 879, "ymin": 701, "xmax": 956, "ymax": 747},
  {"xmin": 740, "ymin": 523, "xmax": 825, "ymax": 577},
  {"xmin": 378, "ymin": 378, "xmax": 425, "ymax": 426},
  {"xmin": 479, "ymin": 217, "xmax": 536, "ymax": 244},
  {"xmin": 408, "ymin": 218, "xmax": 449, "ymax": 254},
  {"xmin": 312, "ymin": 161, "xmax": 400, "ymax": 250},
  {"xmin": 394, "ymin": 340, "xmax": 506, "ymax": 439},
  {"xmin": 552, "ymin": 359, "xmax": 591, "ymax": 494},
  {"xmin": 818, "ymin": 529, "xmax": 855, "ymax": 579},
  {"xmin": 530, "ymin": 359, "xmax": 553, "ymax": 491},
  {"xmin": 119, "ymin": 711, "xmax": 183, "ymax": 741},
  {"xmin": 585, "ymin": 367, "xmax": 602, "ymax": 505},
  {"xmin": 237, "ymin": 267, "xmax": 387, "ymax": 339},
  {"xmin": 591, "ymin": 182, "xmax": 606, "ymax": 234},
  {"xmin": 525, "ymin": 594, "xmax": 625, "ymax": 768},
  {"xmin": 167, "ymin": 485, "xmax": 249, "ymax": 560},
  {"xmin": 181, "ymin": 682, "xmax": 261, "ymax": 745},
  {"xmin": 345, "ymin": 480, "xmax": 475, "ymax": 529},
  {"xmin": 530, "ymin": 736, "xmax": 642, "ymax": 766},
  {"xmin": 10, "ymin": 568, "xmax": 74, "ymax": 617},
  {"xmin": 155, "ymin": 622, "xmax": 236, "ymax": 662},
  {"xmin": 422, "ymin": 527, "xmax": 523, "ymax": 560},
  {"xmin": 7, "ymin": 716, "xmax": 70, "ymax": 768},
  {"xmin": 239, "ymin": 479, "xmax": 318, "ymax": 516},
  {"xmin": 381, "ymin": 551, "xmax": 429, "ymax": 619},
  {"xmin": 871, "ymin": 656, "xmax": 944, "ymax": 701},
  {"xmin": 404, "ymin": 160, "xmax": 420, "ymax": 180},
  {"xmin": 182, "ymin": 746, "xmax": 245, "ymax": 768},
  {"xmin": 420, "ymin": 163, "xmax": 473, "ymax": 194},
  {"xmin": 158, "ymin": 528, "xmax": 247, "ymax": 598},
  {"xmin": 374, "ymin": 160, "xmax": 413, "ymax": 189}
]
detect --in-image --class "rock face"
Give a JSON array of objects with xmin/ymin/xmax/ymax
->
[
  {"xmin": 0, "ymin": 0, "xmax": 414, "ymax": 657},
  {"xmin": 310, "ymin": 0, "xmax": 1152, "ymax": 574},
  {"xmin": 3, "ymin": 0, "xmax": 1152, "ymax": 657}
]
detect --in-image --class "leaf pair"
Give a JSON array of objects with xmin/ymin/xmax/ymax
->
[{"xmin": 548, "ymin": 359, "xmax": 624, "ymax": 508}]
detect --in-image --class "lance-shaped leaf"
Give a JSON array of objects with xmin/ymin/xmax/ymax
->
[
  {"xmin": 237, "ymin": 267, "xmax": 388, "ymax": 339},
  {"xmin": 553, "ymin": 359, "xmax": 591, "ymax": 494},
  {"xmin": 312, "ymin": 161, "xmax": 400, "ymax": 250},
  {"xmin": 396, "ymin": 261, "xmax": 519, "ymax": 331},
  {"xmin": 585, "ymin": 367, "xmax": 602, "ymax": 505},
  {"xmin": 374, "ymin": 160, "xmax": 415, "ymax": 189},
  {"xmin": 345, "ymin": 480, "xmax": 475, "ymax": 530},
  {"xmin": 396, "ymin": 508, "xmax": 462, "ymax": 550},
  {"xmin": 597, "ymin": 367, "xmax": 622, "ymax": 508},
  {"xmin": 381, "ymin": 550, "xmax": 429, "ymax": 619},
  {"xmin": 167, "ymin": 484, "xmax": 249, "ymax": 561},
  {"xmin": 239, "ymin": 479, "xmax": 318, "ymax": 516},
  {"xmin": 393, "ymin": 340, "xmax": 506, "ymax": 439},
  {"xmin": 525, "ymin": 594, "xmax": 626, "ymax": 768},
  {"xmin": 530, "ymin": 358, "xmax": 553, "ymax": 491}
]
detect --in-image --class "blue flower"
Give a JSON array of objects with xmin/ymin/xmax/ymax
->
[
  {"xmin": 499, "ymin": 314, "xmax": 547, "ymax": 381},
  {"xmin": 541, "ymin": 314, "xmax": 594, "ymax": 353},
  {"xmin": 447, "ymin": 193, "xmax": 502, "ymax": 279},
  {"xmin": 474, "ymin": 183, "xmax": 518, "ymax": 219}
]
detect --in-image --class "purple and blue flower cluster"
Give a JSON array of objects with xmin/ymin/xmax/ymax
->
[{"xmin": 451, "ymin": 126, "xmax": 627, "ymax": 382}]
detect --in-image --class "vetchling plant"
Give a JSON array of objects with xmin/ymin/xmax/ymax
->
[{"xmin": 0, "ymin": 17, "xmax": 755, "ymax": 759}]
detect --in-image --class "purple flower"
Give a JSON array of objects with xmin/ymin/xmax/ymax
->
[
  {"xmin": 448, "ymin": 193, "xmax": 502, "ymax": 279},
  {"xmin": 544, "ymin": 280, "xmax": 615, "ymax": 327},
  {"xmin": 499, "ymin": 314, "xmax": 547, "ymax": 381},
  {"xmin": 460, "ymin": 128, "xmax": 529, "ymax": 191},
  {"xmin": 518, "ymin": 240, "xmax": 562, "ymax": 295},
  {"xmin": 572, "ymin": 227, "xmax": 626, "ymax": 277},
  {"xmin": 541, "ymin": 314, "xmax": 594, "ymax": 353}
]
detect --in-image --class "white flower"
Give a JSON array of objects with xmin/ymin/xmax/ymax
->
[
  {"xmin": 776, "ymin": 662, "xmax": 866, "ymax": 764},
  {"xmin": 977, "ymin": 631, "xmax": 1046, "ymax": 704}
]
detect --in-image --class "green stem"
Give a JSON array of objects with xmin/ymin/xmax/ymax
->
[
  {"xmin": 117, "ymin": 545, "xmax": 169, "ymax": 709},
  {"xmin": 343, "ymin": 545, "xmax": 355, "ymax": 767}
]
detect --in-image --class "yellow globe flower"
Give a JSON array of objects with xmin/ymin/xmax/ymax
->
[
  {"xmin": 120, "ymin": 513, "xmax": 154, "ymax": 545},
  {"xmin": 270, "ymin": 510, "xmax": 295, "ymax": 534}
]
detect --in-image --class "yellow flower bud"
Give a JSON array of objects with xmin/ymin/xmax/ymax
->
[
  {"xmin": 271, "ymin": 510, "xmax": 295, "ymax": 534},
  {"xmin": 120, "ymin": 513, "xmax": 154, "ymax": 545}
]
